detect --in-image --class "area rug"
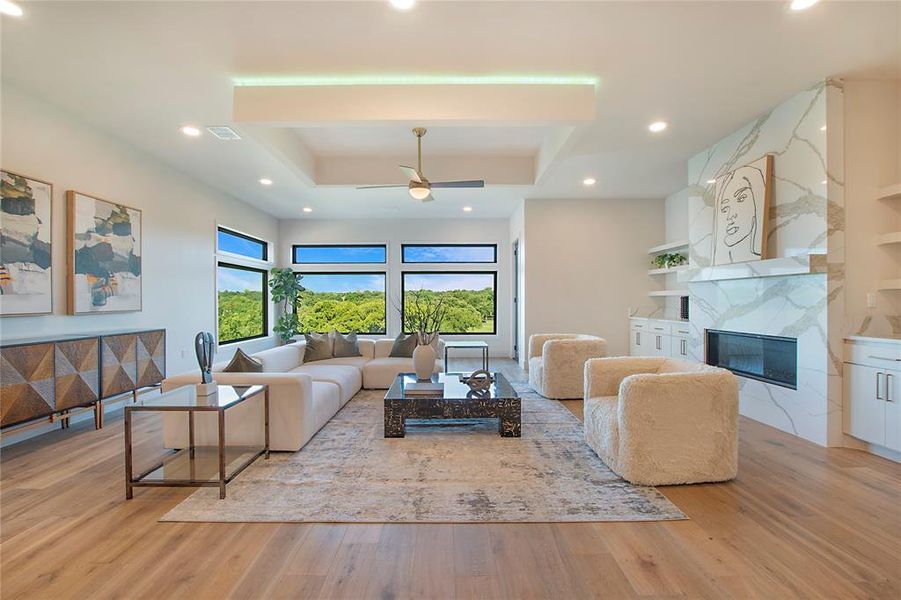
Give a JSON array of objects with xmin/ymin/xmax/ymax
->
[{"xmin": 160, "ymin": 383, "xmax": 685, "ymax": 523}]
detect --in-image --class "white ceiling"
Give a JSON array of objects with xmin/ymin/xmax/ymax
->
[{"xmin": 2, "ymin": 1, "xmax": 899, "ymax": 219}]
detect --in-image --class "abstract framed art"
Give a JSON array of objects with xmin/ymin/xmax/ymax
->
[
  {"xmin": 67, "ymin": 190, "xmax": 143, "ymax": 314},
  {"xmin": 0, "ymin": 170, "xmax": 53, "ymax": 316},
  {"xmin": 711, "ymin": 154, "xmax": 773, "ymax": 266}
]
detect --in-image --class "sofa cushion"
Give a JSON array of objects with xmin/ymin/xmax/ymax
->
[
  {"xmin": 583, "ymin": 396, "xmax": 619, "ymax": 470},
  {"xmin": 362, "ymin": 357, "xmax": 444, "ymax": 390},
  {"xmin": 312, "ymin": 381, "xmax": 341, "ymax": 427},
  {"xmin": 332, "ymin": 331, "xmax": 362, "ymax": 358},
  {"xmin": 249, "ymin": 345, "xmax": 302, "ymax": 373},
  {"xmin": 303, "ymin": 333, "xmax": 333, "ymax": 363},
  {"xmin": 389, "ymin": 332, "xmax": 417, "ymax": 358},
  {"xmin": 373, "ymin": 339, "xmax": 394, "ymax": 358},
  {"xmin": 222, "ymin": 348, "xmax": 263, "ymax": 373},
  {"xmin": 291, "ymin": 364, "xmax": 362, "ymax": 404},
  {"xmin": 312, "ymin": 356, "xmax": 370, "ymax": 370}
]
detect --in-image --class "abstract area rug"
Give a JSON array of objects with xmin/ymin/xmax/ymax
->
[{"xmin": 161, "ymin": 383, "xmax": 685, "ymax": 523}]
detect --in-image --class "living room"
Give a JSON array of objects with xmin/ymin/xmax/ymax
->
[{"xmin": 1, "ymin": 1, "xmax": 899, "ymax": 598}]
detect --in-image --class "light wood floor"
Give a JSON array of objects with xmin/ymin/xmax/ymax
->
[{"xmin": 1, "ymin": 358, "xmax": 899, "ymax": 599}]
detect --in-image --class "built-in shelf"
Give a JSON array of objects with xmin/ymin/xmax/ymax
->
[
  {"xmin": 877, "ymin": 183, "xmax": 901, "ymax": 201},
  {"xmin": 648, "ymin": 289, "xmax": 688, "ymax": 297},
  {"xmin": 878, "ymin": 279, "xmax": 901, "ymax": 291},
  {"xmin": 679, "ymin": 253, "xmax": 828, "ymax": 283},
  {"xmin": 648, "ymin": 240, "xmax": 689, "ymax": 255},
  {"xmin": 876, "ymin": 231, "xmax": 901, "ymax": 246},
  {"xmin": 647, "ymin": 265, "xmax": 690, "ymax": 276}
]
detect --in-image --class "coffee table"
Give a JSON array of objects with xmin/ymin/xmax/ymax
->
[
  {"xmin": 384, "ymin": 372, "xmax": 520, "ymax": 438},
  {"xmin": 124, "ymin": 384, "xmax": 269, "ymax": 499}
]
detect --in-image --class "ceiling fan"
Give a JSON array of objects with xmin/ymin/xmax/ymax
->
[{"xmin": 356, "ymin": 127, "xmax": 485, "ymax": 202}]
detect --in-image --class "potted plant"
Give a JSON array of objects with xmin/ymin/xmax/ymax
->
[
  {"xmin": 269, "ymin": 268, "xmax": 304, "ymax": 343},
  {"xmin": 401, "ymin": 290, "xmax": 448, "ymax": 381}
]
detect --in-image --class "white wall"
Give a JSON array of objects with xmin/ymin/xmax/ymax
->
[
  {"xmin": 0, "ymin": 85, "xmax": 280, "ymax": 375},
  {"xmin": 521, "ymin": 197, "xmax": 665, "ymax": 358},
  {"xmin": 277, "ymin": 218, "xmax": 512, "ymax": 357}
]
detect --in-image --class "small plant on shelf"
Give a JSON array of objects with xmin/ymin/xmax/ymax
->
[{"xmin": 653, "ymin": 253, "xmax": 688, "ymax": 270}]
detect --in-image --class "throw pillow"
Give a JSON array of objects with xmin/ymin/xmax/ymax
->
[
  {"xmin": 221, "ymin": 348, "xmax": 263, "ymax": 373},
  {"xmin": 389, "ymin": 332, "xmax": 418, "ymax": 358},
  {"xmin": 332, "ymin": 331, "xmax": 362, "ymax": 358},
  {"xmin": 303, "ymin": 332, "xmax": 333, "ymax": 363}
]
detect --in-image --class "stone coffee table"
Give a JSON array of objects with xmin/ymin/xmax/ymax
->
[{"xmin": 384, "ymin": 372, "xmax": 521, "ymax": 438}]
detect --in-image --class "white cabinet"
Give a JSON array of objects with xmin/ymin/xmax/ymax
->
[
  {"xmin": 671, "ymin": 335, "xmax": 690, "ymax": 359},
  {"xmin": 629, "ymin": 318, "xmax": 694, "ymax": 360},
  {"xmin": 629, "ymin": 320, "xmax": 648, "ymax": 355},
  {"xmin": 843, "ymin": 338, "xmax": 901, "ymax": 452}
]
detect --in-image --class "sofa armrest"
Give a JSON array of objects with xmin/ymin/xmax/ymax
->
[
  {"xmin": 162, "ymin": 371, "xmax": 314, "ymax": 395},
  {"xmin": 537, "ymin": 338, "xmax": 607, "ymax": 392},
  {"xmin": 584, "ymin": 356, "xmax": 664, "ymax": 399},
  {"xmin": 528, "ymin": 334, "xmax": 574, "ymax": 360}
]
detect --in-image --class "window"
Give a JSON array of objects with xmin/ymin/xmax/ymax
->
[
  {"xmin": 296, "ymin": 272, "xmax": 387, "ymax": 334},
  {"xmin": 217, "ymin": 227, "xmax": 268, "ymax": 261},
  {"xmin": 402, "ymin": 271, "xmax": 497, "ymax": 335},
  {"xmin": 293, "ymin": 244, "xmax": 386, "ymax": 264},
  {"xmin": 217, "ymin": 263, "xmax": 268, "ymax": 344},
  {"xmin": 402, "ymin": 244, "xmax": 497, "ymax": 263}
]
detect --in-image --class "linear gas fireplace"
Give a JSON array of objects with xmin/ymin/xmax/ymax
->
[{"xmin": 705, "ymin": 329, "xmax": 797, "ymax": 389}]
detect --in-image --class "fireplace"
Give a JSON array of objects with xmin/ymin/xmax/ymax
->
[{"xmin": 705, "ymin": 329, "xmax": 797, "ymax": 389}]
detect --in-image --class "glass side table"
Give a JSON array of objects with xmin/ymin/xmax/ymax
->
[{"xmin": 124, "ymin": 384, "xmax": 269, "ymax": 499}]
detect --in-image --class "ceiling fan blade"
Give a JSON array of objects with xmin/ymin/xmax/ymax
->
[
  {"xmin": 399, "ymin": 165, "xmax": 422, "ymax": 183},
  {"xmin": 429, "ymin": 180, "xmax": 485, "ymax": 189},
  {"xmin": 356, "ymin": 184, "xmax": 408, "ymax": 189}
]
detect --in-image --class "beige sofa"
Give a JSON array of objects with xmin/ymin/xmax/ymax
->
[
  {"xmin": 527, "ymin": 333, "xmax": 607, "ymax": 399},
  {"xmin": 161, "ymin": 338, "xmax": 444, "ymax": 451},
  {"xmin": 583, "ymin": 356, "xmax": 739, "ymax": 486}
]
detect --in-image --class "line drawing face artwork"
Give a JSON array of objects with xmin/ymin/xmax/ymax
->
[{"xmin": 712, "ymin": 155, "xmax": 772, "ymax": 266}]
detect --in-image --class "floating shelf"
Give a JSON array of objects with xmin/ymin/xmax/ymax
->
[
  {"xmin": 878, "ymin": 279, "xmax": 901, "ymax": 291},
  {"xmin": 877, "ymin": 232, "xmax": 901, "ymax": 246},
  {"xmin": 679, "ymin": 253, "xmax": 828, "ymax": 283},
  {"xmin": 647, "ymin": 265, "xmax": 690, "ymax": 276},
  {"xmin": 648, "ymin": 240, "xmax": 689, "ymax": 255},
  {"xmin": 877, "ymin": 183, "xmax": 901, "ymax": 201},
  {"xmin": 648, "ymin": 289, "xmax": 688, "ymax": 297}
]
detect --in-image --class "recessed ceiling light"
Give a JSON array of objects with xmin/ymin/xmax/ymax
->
[
  {"xmin": 303, "ymin": 207, "xmax": 313, "ymax": 213},
  {"xmin": 790, "ymin": 0, "xmax": 820, "ymax": 11},
  {"xmin": 180, "ymin": 125, "xmax": 201, "ymax": 137},
  {"xmin": 389, "ymin": 0, "xmax": 415, "ymax": 10},
  {"xmin": 462, "ymin": 206, "xmax": 473, "ymax": 212},
  {"xmin": 820, "ymin": 125, "xmax": 827, "ymax": 131},
  {"xmin": 259, "ymin": 178, "xmax": 273, "ymax": 186},
  {"xmin": 582, "ymin": 177, "xmax": 597, "ymax": 186},
  {"xmin": 0, "ymin": 1, "xmax": 23, "ymax": 17},
  {"xmin": 648, "ymin": 121, "xmax": 668, "ymax": 133},
  {"xmin": 706, "ymin": 179, "xmax": 717, "ymax": 184}
]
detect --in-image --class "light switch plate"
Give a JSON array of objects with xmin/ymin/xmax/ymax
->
[{"xmin": 866, "ymin": 292, "xmax": 877, "ymax": 308}]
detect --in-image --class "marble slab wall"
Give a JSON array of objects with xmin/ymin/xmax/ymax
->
[{"xmin": 686, "ymin": 81, "xmax": 844, "ymax": 446}]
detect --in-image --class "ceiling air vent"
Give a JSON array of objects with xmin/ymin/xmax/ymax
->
[{"xmin": 206, "ymin": 126, "xmax": 242, "ymax": 140}]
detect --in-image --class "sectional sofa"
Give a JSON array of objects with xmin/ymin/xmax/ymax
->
[{"xmin": 161, "ymin": 338, "xmax": 444, "ymax": 451}]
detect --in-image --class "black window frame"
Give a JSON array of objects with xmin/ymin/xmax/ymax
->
[
  {"xmin": 295, "ymin": 270, "xmax": 388, "ymax": 335},
  {"xmin": 292, "ymin": 244, "xmax": 387, "ymax": 265},
  {"xmin": 217, "ymin": 226, "xmax": 269, "ymax": 262},
  {"xmin": 216, "ymin": 261, "xmax": 269, "ymax": 345},
  {"xmin": 401, "ymin": 243, "xmax": 498, "ymax": 264},
  {"xmin": 401, "ymin": 270, "xmax": 498, "ymax": 336}
]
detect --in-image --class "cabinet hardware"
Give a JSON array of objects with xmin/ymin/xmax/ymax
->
[
  {"xmin": 656, "ymin": 335, "xmax": 662, "ymax": 350},
  {"xmin": 868, "ymin": 355, "xmax": 901, "ymax": 362},
  {"xmin": 876, "ymin": 372, "xmax": 884, "ymax": 401},
  {"xmin": 888, "ymin": 374, "xmax": 895, "ymax": 403},
  {"xmin": 635, "ymin": 332, "xmax": 640, "ymax": 345},
  {"xmin": 680, "ymin": 339, "xmax": 687, "ymax": 355}
]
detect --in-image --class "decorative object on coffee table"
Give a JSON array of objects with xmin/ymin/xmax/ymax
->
[
  {"xmin": 460, "ymin": 369, "xmax": 493, "ymax": 391},
  {"xmin": 384, "ymin": 372, "xmax": 520, "ymax": 438},
  {"xmin": 194, "ymin": 331, "xmax": 216, "ymax": 396},
  {"xmin": 400, "ymin": 290, "xmax": 447, "ymax": 381}
]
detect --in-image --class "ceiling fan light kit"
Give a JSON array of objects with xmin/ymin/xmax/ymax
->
[{"xmin": 356, "ymin": 127, "xmax": 485, "ymax": 203}]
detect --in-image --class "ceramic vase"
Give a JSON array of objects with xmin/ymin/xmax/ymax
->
[{"xmin": 412, "ymin": 343, "xmax": 436, "ymax": 381}]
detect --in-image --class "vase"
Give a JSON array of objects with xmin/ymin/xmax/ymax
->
[{"xmin": 412, "ymin": 343, "xmax": 436, "ymax": 381}]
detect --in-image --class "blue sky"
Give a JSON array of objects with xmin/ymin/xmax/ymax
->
[
  {"xmin": 403, "ymin": 245, "xmax": 494, "ymax": 263},
  {"xmin": 301, "ymin": 273, "xmax": 386, "ymax": 293},
  {"xmin": 294, "ymin": 246, "xmax": 386, "ymax": 264},
  {"xmin": 218, "ymin": 230, "xmax": 265, "ymax": 260},
  {"xmin": 404, "ymin": 273, "xmax": 494, "ymax": 292},
  {"xmin": 218, "ymin": 265, "xmax": 263, "ymax": 292}
]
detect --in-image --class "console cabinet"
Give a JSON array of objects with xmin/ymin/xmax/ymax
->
[
  {"xmin": 0, "ymin": 329, "xmax": 165, "ymax": 430},
  {"xmin": 843, "ymin": 337, "xmax": 900, "ymax": 452},
  {"xmin": 630, "ymin": 318, "xmax": 692, "ymax": 360}
]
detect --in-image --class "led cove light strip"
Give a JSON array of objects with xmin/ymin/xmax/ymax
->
[{"xmin": 232, "ymin": 75, "xmax": 599, "ymax": 87}]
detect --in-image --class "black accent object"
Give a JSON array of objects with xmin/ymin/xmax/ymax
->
[
  {"xmin": 195, "ymin": 332, "xmax": 215, "ymax": 384},
  {"xmin": 222, "ymin": 348, "xmax": 263, "ymax": 373},
  {"xmin": 706, "ymin": 329, "xmax": 797, "ymax": 389},
  {"xmin": 680, "ymin": 296, "xmax": 690, "ymax": 320}
]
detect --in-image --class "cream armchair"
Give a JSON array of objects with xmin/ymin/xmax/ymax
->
[
  {"xmin": 527, "ymin": 334, "xmax": 607, "ymax": 399},
  {"xmin": 583, "ymin": 357, "xmax": 739, "ymax": 486}
]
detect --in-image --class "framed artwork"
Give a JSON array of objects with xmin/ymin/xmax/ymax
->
[
  {"xmin": 67, "ymin": 190, "xmax": 142, "ymax": 314},
  {"xmin": 711, "ymin": 154, "xmax": 773, "ymax": 266},
  {"xmin": 0, "ymin": 170, "xmax": 53, "ymax": 316}
]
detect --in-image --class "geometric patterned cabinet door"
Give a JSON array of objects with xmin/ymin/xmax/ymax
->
[
  {"xmin": 55, "ymin": 338, "xmax": 100, "ymax": 411},
  {"xmin": 136, "ymin": 330, "xmax": 165, "ymax": 388},
  {"xmin": 101, "ymin": 334, "xmax": 137, "ymax": 399},
  {"xmin": 0, "ymin": 343, "xmax": 55, "ymax": 428}
]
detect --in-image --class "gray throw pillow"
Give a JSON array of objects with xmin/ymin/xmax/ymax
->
[
  {"xmin": 389, "ymin": 332, "xmax": 417, "ymax": 358},
  {"xmin": 332, "ymin": 331, "xmax": 361, "ymax": 358},
  {"xmin": 221, "ymin": 348, "xmax": 263, "ymax": 373},
  {"xmin": 303, "ymin": 332, "xmax": 333, "ymax": 363}
]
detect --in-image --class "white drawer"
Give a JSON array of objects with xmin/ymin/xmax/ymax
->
[
  {"xmin": 672, "ymin": 323, "xmax": 691, "ymax": 336},
  {"xmin": 630, "ymin": 319, "xmax": 649, "ymax": 331},
  {"xmin": 648, "ymin": 322, "xmax": 670, "ymax": 335},
  {"xmin": 844, "ymin": 340, "xmax": 901, "ymax": 370}
]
